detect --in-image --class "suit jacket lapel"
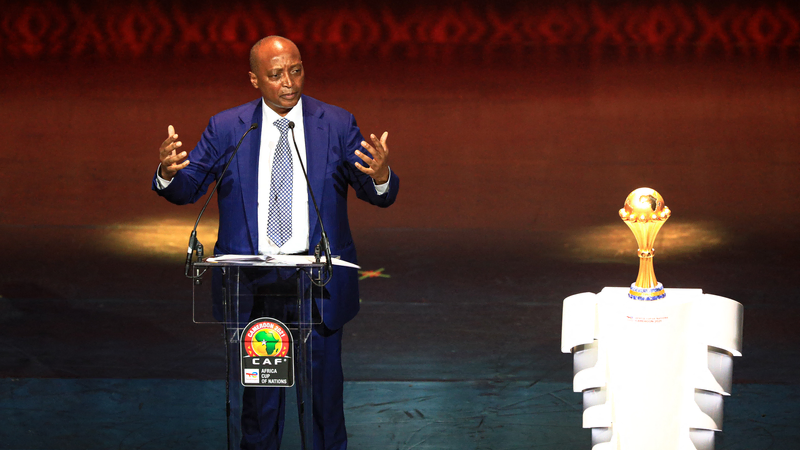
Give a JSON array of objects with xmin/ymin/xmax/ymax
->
[
  {"xmin": 303, "ymin": 97, "xmax": 329, "ymax": 247},
  {"xmin": 238, "ymin": 100, "xmax": 263, "ymax": 253}
]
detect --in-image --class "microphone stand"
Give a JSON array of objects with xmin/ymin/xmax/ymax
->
[
  {"xmin": 184, "ymin": 123, "xmax": 259, "ymax": 281},
  {"xmin": 288, "ymin": 121, "xmax": 333, "ymax": 287}
]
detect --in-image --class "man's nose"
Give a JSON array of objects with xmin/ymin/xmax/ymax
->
[{"xmin": 281, "ymin": 73, "xmax": 293, "ymax": 87}]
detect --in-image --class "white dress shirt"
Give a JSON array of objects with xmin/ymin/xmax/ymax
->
[{"xmin": 258, "ymin": 98, "xmax": 309, "ymax": 255}]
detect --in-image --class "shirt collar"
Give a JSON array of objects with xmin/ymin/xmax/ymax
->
[{"xmin": 261, "ymin": 97, "xmax": 304, "ymax": 129}]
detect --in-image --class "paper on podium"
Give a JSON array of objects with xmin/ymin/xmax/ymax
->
[
  {"xmin": 270, "ymin": 254, "xmax": 361, "ymax": 269},
  {"xmin": 206, "ymin": 254, "xmax": 270, "ymax": 263},
  {"xmin": 206, "ymin": 254, "xmax": 360, "ymax": 269}
]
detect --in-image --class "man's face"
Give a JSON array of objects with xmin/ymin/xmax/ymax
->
[{"xmin": 249, "ymin": 42, "xmax": 304, "ymax": 116}]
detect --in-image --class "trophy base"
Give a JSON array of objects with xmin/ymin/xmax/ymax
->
[{"xmin": 628, "ymin": 282, "xmax": 666, "ymax": 301}]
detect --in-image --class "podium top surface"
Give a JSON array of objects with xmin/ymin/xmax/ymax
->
[{"xmin": 194, "ymin": 255, "xmax": 325, "ymax": 268}]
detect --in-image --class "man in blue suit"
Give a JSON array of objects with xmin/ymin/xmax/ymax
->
[{"xmin": 153, "ymin": 36, "xmax": 399, "ymax": 450}]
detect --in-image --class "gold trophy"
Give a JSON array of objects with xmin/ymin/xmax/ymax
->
[{"xmin": 619, "ymin": 188, "xmax": 671, "ymax": 301}]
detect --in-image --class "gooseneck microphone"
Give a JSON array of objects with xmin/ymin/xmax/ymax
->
[
  {"xmin": 288, "ymin": 121, "xmax": 333, "ymax": 286},
  {"xmin": 185, "ymin": 123, "xmax": 259, "ymax": 279}
]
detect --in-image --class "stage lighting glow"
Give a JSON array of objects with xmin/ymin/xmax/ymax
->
[
  {"xmin": 102, "ymin": 218, "xmax": 219, "ymax": 260},
  {"xmin": 564, "ymin": 221, "xmax": 727, "ymax": 263},
  {"xmin": 104, "ymin": 218, "xmax": 727, "ymax": 265}
]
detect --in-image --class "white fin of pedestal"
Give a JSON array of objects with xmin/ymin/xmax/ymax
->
[{"xmin": 562, "ymin": 292, "xmax": 599, "ymax": 353}]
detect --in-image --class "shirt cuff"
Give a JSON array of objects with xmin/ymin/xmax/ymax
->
[
  {"xmin": 373, "ymin": 167, "xmax": 391, "ymax": 195},
  {"xmin": 155, "ymin": 164, "xmax": 172, "ymax": 190}
]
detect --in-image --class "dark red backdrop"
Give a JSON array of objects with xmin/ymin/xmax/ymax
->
[{"xmin": 2, "ymin": 1, "xmax": 799, "ymax": 60}]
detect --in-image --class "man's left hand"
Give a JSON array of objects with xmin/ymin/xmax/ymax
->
[{"xmin": 355, "ymin": 132, "xmax": 390, "ymax": 185}]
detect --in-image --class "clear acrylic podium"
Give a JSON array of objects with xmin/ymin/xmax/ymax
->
[{"xmin": 193, "ymin": 257, "xmax": 325, "ymax": 450}]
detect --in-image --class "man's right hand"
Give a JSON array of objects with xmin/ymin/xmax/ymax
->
[{"xmin": 158, "ymin": 125, "xmax": 189, "ymax": 181}]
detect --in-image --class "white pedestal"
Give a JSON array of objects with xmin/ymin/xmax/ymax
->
[{"xmin": 562, "ymin": 288, "xmax": 743, "ymax": 450}]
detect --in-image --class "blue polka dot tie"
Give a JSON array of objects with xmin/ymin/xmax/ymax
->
[{"xmin": 267, "ymin": 118, "xmax": 292, "ymax": 247}]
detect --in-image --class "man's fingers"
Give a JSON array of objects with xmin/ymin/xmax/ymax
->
[
  {"xmin": 172, "ymin": 159, "xmax": 190, "ymax": 170},
  {"xmin": 380, "ymin": 131, "xmax": 389, "ymax": 152},
  {"xmin": 369, "ymin": 134, "xmax": 384, "ymax": 154},
  {"xmin": 360, "ymin": 139, "xmax": 376, "ymax": 155},
  {"xmin": 160, "ymin": 134, "xmax": 180, "ymax": 152},
  {"xmin": 164, "ymin": 151, "xmax": 187, "ymax": 165},
  {"xmin": 355, "ymin": 149, "xmax": 375, "ymax": 167},
  {"xmin": 163, "ymin": 126, "xmax": 179, "ymax": 148},
  {"xmin": 160, "ymin": 136, "xmax": 173, "ymax": 149},
  {"xmin": 164, "ymin": 158, "xmax": 190, "ymax": 177},
  {"xmin": 161, "ymin": 140, "xmax": 182, "ymax": 158},
  {"xmin": 159, "ymin": 125, "xmax": 188, "ymax": 179},
  {"xmin": 359, "ymin": 143, "xmax": 380, "ymax": 165},
  {"xmin": 359, "ymin": 131, "xmax": 391, "ymax": 176},
  {"xmin": 354, "ymin": 162, "xmax": 371, "ymax": 174}
]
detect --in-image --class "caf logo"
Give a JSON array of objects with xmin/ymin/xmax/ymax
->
[{"xmin": 243, "ymin": 320, "xmax": 290, "ymax": 358}]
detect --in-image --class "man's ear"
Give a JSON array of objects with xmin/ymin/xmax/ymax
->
[{"xmin": 249, "ymin": 72, "xmax": 258, "ymax": 89}]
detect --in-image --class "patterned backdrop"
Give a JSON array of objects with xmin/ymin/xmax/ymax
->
[{"xmin": 2, "ymin": 1, "xmax": 798, "ymax": 59}]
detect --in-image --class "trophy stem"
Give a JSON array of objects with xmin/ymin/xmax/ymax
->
[
  {"xmin": 624, "ymin": 220, "xmax": 666, "ymax": 289},
  {"xmin": 636, "ymin": 257, "xmax": 658, "ymax": 288}
]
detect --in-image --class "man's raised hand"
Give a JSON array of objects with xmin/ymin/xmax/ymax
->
[
  {"xmin": 355, "ymin": 131, "xmax": 390, "ymax": 185},
  {"xmin": 158, "ymin": 125, "xmax": 189, "ymax": 181}
]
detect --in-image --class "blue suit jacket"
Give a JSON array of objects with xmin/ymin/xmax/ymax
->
[{"xmin": 153, "ymin": 95, "xmax": 399, "ymax": 329}]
